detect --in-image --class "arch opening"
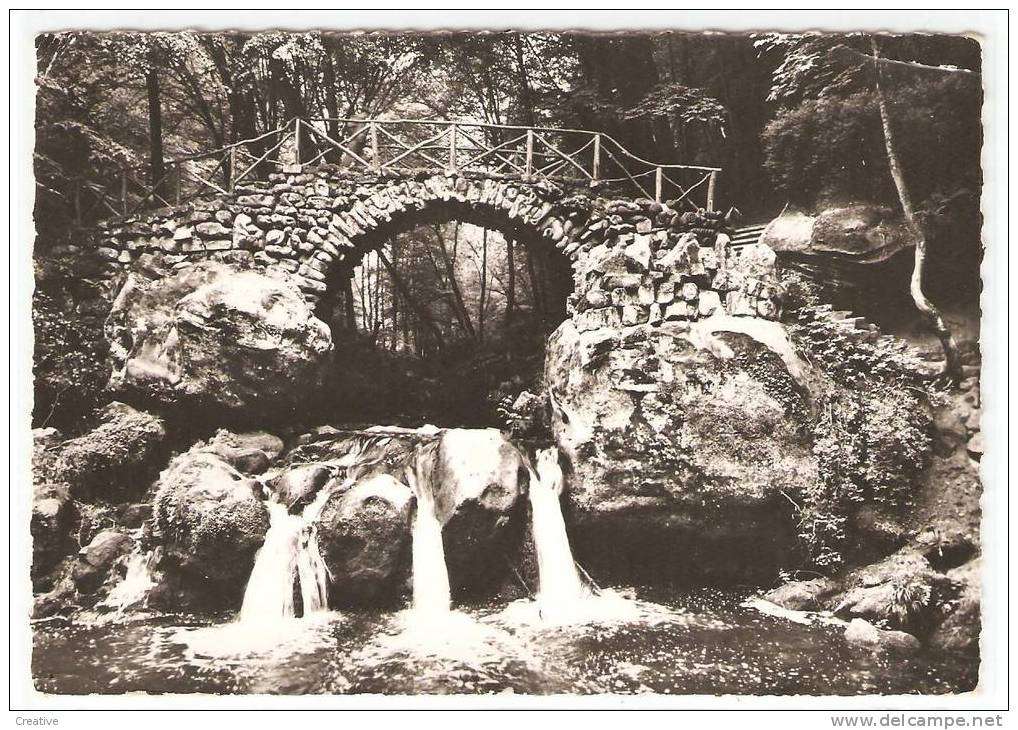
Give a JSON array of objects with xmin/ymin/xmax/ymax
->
[{"xmin": 312, "ymin": 203, "xmax": 574, "ymax": 430}]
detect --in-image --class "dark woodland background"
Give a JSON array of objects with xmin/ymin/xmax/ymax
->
[{"xmin": 32, "ymin": 31, "xmax": 983, "ymax": 433}]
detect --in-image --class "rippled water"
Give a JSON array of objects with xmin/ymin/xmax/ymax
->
[{"xmin": 31, "ymin": 587, "xmax": 977, "ymax": 696}]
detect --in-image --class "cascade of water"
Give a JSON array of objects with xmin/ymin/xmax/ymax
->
[
  {"xmin": 408, "ymin": 469, "xmax": 451, "ymax": 615},
  {"xmin": 101, "ymin": 544, "xmax": 157, "ymax": 612},
  {"xmin": 239, "ymin": 480, "xmax": 336, "ymax": 623},
  {"xmin": 239, "ymin": 499, "xmax": 303, "ymax": 623},
  {"xmin": 529, "ymin": 448, "xmax": 587, "ymax": 610}
]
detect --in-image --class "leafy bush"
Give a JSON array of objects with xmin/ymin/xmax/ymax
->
[
  {"xmin": 782, "ymin": 272, "xmax": 933, "ymax": 569},
  {"xmin": 762, "ymin": 76, "xmax": 982, "ymax": 208},
  {"xmin": 33, "ymin": 288, "xmax": 110, "ymax": 433},
  {"xmin": 798, "ymin": 387, "xmax": 931, "ymax": 569}
]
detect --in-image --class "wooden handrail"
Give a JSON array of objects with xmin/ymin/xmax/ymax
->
[{"xmin": 67, "ymin": 116, "xmax": 721, "ymax": 223}]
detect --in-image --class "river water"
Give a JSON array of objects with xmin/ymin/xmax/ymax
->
[{"xmin": 31, "ymin": 587, "xmax": 977, "ymax": 696}]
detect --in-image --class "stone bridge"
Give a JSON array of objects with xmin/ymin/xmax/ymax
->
[{"xmin": 85, "ymin": 119, "xmax": 780, "ymax": 330}]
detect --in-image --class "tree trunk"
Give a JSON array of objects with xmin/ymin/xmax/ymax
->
[
  {"xmin": 435, "ymin": 223, "xmax": 477, "ymax": 340},
  {"xmin": 506, "ymin": 237, "xmax": 517, "ymax": 329},
  {"xmin": 341, "ymin": 274, "xmax": 356, "ymax": 330},
  {"xmin": 377, "ymin": 248, "xmax": 446, "ymax": 350},
  {"xmin": 145, "ymin": 64, "xmax": 165, "ymax": 194},
  {"xmin": 871, "ymin": 39, "xmax": 962, "ymax": 385},
  {"xmin": 478, "ymin": 228, "xmax": 488, "ymax": 342}
]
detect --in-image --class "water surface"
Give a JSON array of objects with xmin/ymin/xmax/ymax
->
[{"xmin": 32, "ymin": 587, "xmax": 977, "ymax": 696}]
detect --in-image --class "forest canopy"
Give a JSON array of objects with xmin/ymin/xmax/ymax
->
[{"xmin": 32, "ymin": 30, "xmax": 983, "ymax": 428}]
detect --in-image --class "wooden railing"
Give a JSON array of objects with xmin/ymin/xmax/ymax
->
[{"xmin": 62, "ymin": 117, "xmax": 721, "ymax": 225}]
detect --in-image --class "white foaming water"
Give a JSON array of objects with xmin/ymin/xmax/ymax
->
[
  {"xmin": 409, "ymin": 473, "xmax": 451, "ymax": 616},
  {"xmin": 239, "ymin": 499, "xmax": 304, "ymax": 622},
  {"xmin": 239, "ymin": 484, "xmax": 335, "ymax": 624},
  {"xmin": 101, "ymin": 546, "xmax": 157, "ymax": 612},
  {"xmin": 529, "ymin": 448, "xmax": 588, "ymax": 615}
]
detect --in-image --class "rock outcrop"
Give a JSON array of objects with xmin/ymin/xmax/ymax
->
[
  {"xmin": 31, "ymin": 481, "xmax": 74, "ymax": 583},
  {"xmin": 313, "ymin": 473, "xmax": 413, "ymax": 605},
  {"xmin": 416, "ymin": 428, "xmax": 528, "ymax": 595},
  {"xmin": 106, "ymin": 260, "xmax": 333, "ymax": 419},
  {"xmin": 152, "ymin": 450, "xmax": 270, "ymax": 593},
  {"xmin": 546, "ymin": 301, "xmax": 816, "ymax": 583},
  {"xmin": 52, "ymin": 402, "xmax": 166, "ymax": 498}
]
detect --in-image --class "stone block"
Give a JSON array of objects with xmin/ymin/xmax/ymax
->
[
  {"xmin": 575, "ymin": 306, "xmax": 622, "ymax": 333},
  {"xmin": 624, "ymin": 235, "xmax": 653, "ymax": 273},
  {"xmin": 698, "ymin": 290, "xmax": 722, "ymax": 317}
]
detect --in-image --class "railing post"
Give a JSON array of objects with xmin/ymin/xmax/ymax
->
[
  {"xmin": 525, "ymin": 129, "xmax": 534, "ymax": 180},
  {"xmin": 293, "ymin": 118, "xmax": 302, "ymax": 166},
  {"xmin": 228, "ymin": 146, "xmax": 237, "ymax": 193},
  {"xmin": 121, "ymin": 169, "xmax": 127, "ymax": 215},
  {"xmin": 369, "ymin": 121, "xmax": 380, "ymax": 172},
  {"xmin": 448, "ymin": 123, "xmax": 458, "ymax": 173},
  {"xmin": 592, "ymin": 133, "xmax": 601, "ymax": 183},
  {"xmin": 175, "ymin": 162, "xmax": 181, "ymax": 205},
  {"xmin": 707, "ymin": 170, "xmax": 718, "ymax": 211},
  {"xmin": 654, "ymin": 166, "xmax": 663, "ymax": 203}
]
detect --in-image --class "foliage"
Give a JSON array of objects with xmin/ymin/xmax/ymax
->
[
  {"xmin": 798, "ymin": 386, "xmax": 931, "ymax": 570},
  {"xmin": 32, "ymin": 286, "xmax": 109, "ymax": 433},
  {"xmin": 781, "ymin": 272, "xmax": 934, "ymax": 569},
  {"xmin": 782, "ymin": 272, "xmax": 928, "ymax": 388},
  {"xmin": 761, "ymin": 78, "xmax": 982, "ymax": 207},
  {"xmin": 621, "ymin": 82, "xmax": 728, "ymax": 136},
  {"xmin": 756, "ymin": 33, "xmax": 981, "ymax": 209}
]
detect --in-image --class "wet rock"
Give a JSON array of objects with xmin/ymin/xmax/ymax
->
[
  {"xmin": 830, "ymin": 549, "xmax": 952, "ymax": 632},
  {"xmin": 417, "ymin": 429, "xmax": 527, "ymax": 595},
  {"xmin": 844, "ymin": 618, "xmax": 920, "ymax": 653},
  {"xmin": 764, "ymin": 578, "xmax": 838, "ymax": 611},
  {"xmin": 106, "ymin": 261, "xmax": 333, "ymax": 419},
  {"xmin": 118, "ymin": 503, "xmax": 153, "ymax": 529},
  {"xmin": 52, "ymin": 402, "xmax": 166, "ymax": 498},
  {"xmin": 929, "ymin": 557, "xmax": 981, "ymax": 654},
  {"xmin": 545, "ymin": 313, "xmax": 815, "ymax": 584},
  {"xmin": 272, "ymin": 463, "xmax": 334, "ymax": 512},
  {"xmin": 73, "ymin": 529, "xmax": 135, "ymax": 593},
  {"xmin": 153, "ymin": 450, "xmax": 270, "ymax": 591},
  {"xmin": 314, "ymin": 473, "xmax": 412, "ymax": 605},
  {"xmin": 31, "ymin": 482, "xmax": 75, "ymax": 582},
  {"xmin": 197, "ymin": 429, "xmax": 285, "ymax": 474}
]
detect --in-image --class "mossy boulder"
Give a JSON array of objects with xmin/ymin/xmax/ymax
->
[
  {"xmin": 152, "ymin": 450, "xmax": 269, "ymax": 593},
  {"xmin": 52, "ymin": 402, "xmax": 166, "ymax": 498}
]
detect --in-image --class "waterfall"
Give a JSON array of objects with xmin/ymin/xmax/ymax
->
[
  {"xmin": 239, "ymin": 500, "xmax": 303, "ymax": 622},
  {"xmin": 239, "ymin": 485, "xmax": 334, "ymax": 624},
  {"xmin": 101, "ymin": 545, "xmax": 157, "ymax": 612},
  {"xmin": 409, "ymin": 470, "xmax": 451, "ymax": 615},
  {"xmin": 529, "ymin": 448, "xmax": 587, "ymax": 611}
]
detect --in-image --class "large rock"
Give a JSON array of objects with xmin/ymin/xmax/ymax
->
[
  {"xmin": 52, "ymin": 402, "xmax": 166, "ymax": 498},
  {"xmin": 106, "ymin": 261, "xmax": 333, "ymax": 417},
  {"xmin": 416, "ymin": 428, "xmax": 527, "ymax": 595},
  {"xmin": 829, "ymin": 548, "xmax": 953, "ymax": 632},
  {"xmin": 152, "ymin": 450, "xmax": 270, "ymax": 592},
  {"xmin": 761, "ymin": 204, "xmax": 911, "ymax": 265},
  {"xmin": 72, "ymin": 529, "xmax": 135, "ymax": 593},
  {"xmin": 31, "ymin": 482, "xmax": 74, "ymax": 583},
  {"xmin": 545, "ymin": 311, "xmax": 817, "ymax": 583},
  {"xmin": 929, "ymin": 558, "xmax": 981, "ymax": 655},
  {"xmin": 194, "ymin": 429, "xmax": 285, "ymax": 475},
  {"xmin": 844, "ymin": 618, "xmax": 920, "ymax": 654},
  {"xmin": 313, "ymin": 473, "xmax": 412, "ymax": 605}
]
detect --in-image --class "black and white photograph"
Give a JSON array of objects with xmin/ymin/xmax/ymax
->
[{"xmin": 8, "ymin": 9, "xmax": 1008, "ymax": 715}]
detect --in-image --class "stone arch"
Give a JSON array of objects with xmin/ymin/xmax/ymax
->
[{"xmin": 289, "ymin": 173, "xmax": 585, "ymax": 309}]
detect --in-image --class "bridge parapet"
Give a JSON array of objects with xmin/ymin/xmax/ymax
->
[
  {"xmin": 63, "ymin": 118, "xmax": 721, "ymax": 228},
  {"xmin": 91, "ymin": 167, "xmax": 782, "ymax": 327}
]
